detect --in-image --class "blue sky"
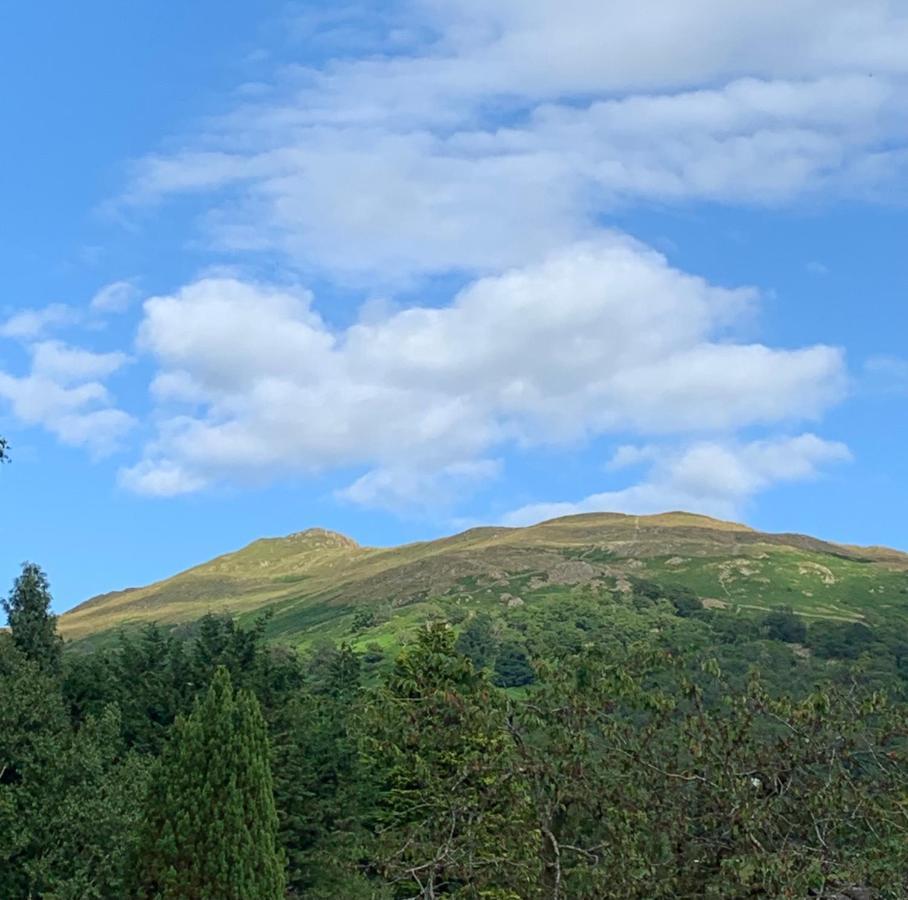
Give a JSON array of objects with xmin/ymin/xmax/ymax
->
[{"xmin": 2, "ymin": 1, "xmax": 908, "ymax": 612}]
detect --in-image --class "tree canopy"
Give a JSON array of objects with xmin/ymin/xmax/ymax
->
[
  {"xmin": 3, "ymin": 562, "xmax": 63, "ymax": 676},
  {"xmin": 2, "ymin": 567, "xmax": 908, "ymax": 897}
]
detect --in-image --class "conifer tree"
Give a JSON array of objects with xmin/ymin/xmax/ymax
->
[
  {"xmin": 362, "ymin": 624, "xmax": 536, "ymax": 897},
  {"xmin": 135, "ymin": 666, "xmax": 285, "ymax": 899},
  {"xmin": 3, "ymin": 563, "xmax": 62, "ymax": 676}
]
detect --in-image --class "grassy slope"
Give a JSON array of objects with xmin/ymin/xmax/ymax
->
[{"xmin": 60, "ymin": 512, "xmax": 908, "ymax": 652}]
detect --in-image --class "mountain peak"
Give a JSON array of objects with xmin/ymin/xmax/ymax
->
[{"xmin": 283, "ymin": 527, "xmax": 360, "ymax": 549}]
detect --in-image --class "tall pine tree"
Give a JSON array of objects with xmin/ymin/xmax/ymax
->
[
  {"xmin": 3, "ymin": 563, "xmax": 62, "ymax": 676},
  {"xmin": 135, "ymin": 666, "xmax": 285, "ymax": 899}
]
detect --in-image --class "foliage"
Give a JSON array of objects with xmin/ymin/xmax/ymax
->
[
  {"xmin": 3, "ymin": 562, "xmax": 63, "ymax": 675},
  {"xmin": 360, "ymin": 625, "xmax": 538, "ymax": 897},
  {"xmin": 0, "ymin": 636, "xmax": 149, "ymax": 898},
  {"xmin": 509, "ymin": 648, "xmax": 908, "ymax": 897},
  {"xmin": 763, "ymin": 606, "xmax": 807, "ymax": 643},
  {"xmin": 134, "ymin": 667, "xmax": 285, "ymax": 899},
  {"xmin": 809, "ymin": 620, "xmax": 877, "ymax": 660},
  {"xmin": 454, "ymin": 612, "xmax": 497, "ymax": 670},
  {"xmin": 270, "ymin": 642, "xmax": 366, "ymax": 895},
  {"xmin": 492, "ymin": 639, "xmax": 535, "ymax": 687},
  {"xmin": 351, "ymin": 608, "xmax": 377, "ymax": 632}
]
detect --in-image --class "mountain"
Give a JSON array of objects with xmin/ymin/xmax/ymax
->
[{"xmin": 60, "ymin": 512, "xmax": 908, "ymax": 651}]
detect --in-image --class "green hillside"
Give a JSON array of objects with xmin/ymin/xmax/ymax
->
[{"xmin": 61, "ymin": 511, "xmax": 908, "ymax": 654}]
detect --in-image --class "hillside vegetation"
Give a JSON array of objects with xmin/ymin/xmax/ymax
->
[{"xmin": 62, "ymin": 512, "xmax": 908, "ymax": 658}]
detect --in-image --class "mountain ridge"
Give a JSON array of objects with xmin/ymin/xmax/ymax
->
[{"xmin": 60, "ymin": 511, "xmax": 908, "ymax": 646}]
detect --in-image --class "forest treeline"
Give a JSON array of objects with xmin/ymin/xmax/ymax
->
[{"xmin": 2, "ymin": 561, "xmax": 908, "ymax": 899}]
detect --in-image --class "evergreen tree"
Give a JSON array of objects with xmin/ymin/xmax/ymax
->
[
  {"xmin": 271, "ymin": 680, "xmax": 367, "ymax": 895},
  {"xmin": 3, "ymin": 562, "xmax": 62, "ymax": 676},
  {"xmin": 189, "ymin": 612, "xmax": 271, "ymax": 692},
  {"xmin": 0, "ymin": 634, "xmax": 67, "ymax": 897},
  {"xmin": 454, "ymin": 612, "xmax": 497, "ymax": 670},
  {"xmin": 1, "ymin": 636, "xmax": 146, "ymax": 898},
  {"xmin": 135, "ymin": 667, "xmax": 285, "ymax": 899},
  {"xmin": 114, "ymin": 623, "xmax": 190, "ymax": 754},
  {"xmin": 362, "ymin": 624, "xmax": 536, "ymax": 897},
  {"xmin": 493, "ymin": 639, "xmax": 535, "ymax": 687}
]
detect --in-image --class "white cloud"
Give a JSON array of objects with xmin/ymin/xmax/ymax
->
[
  {"xmin": 401, "ymin": 0, "xmax": 908, "ymax": 97},
  {"xmin": 121, "ymin": 238, "xmax": 845, "ymax": 500},
  {"xmin": 338, "ymin": 459, "xmax": 501, "ymax": 512},
  {"xmin": 0, "ymin": 371, "xmax": 133, "ymax": 456},
  {"xmin": 50, "ymin": 408, "xmax": 136, "ymax": 453},
  {"xmin": 90, "ymin": 280, "xmax": 139, "ymax": 314},
  {"xmin": 503, "ymin": 434, "xmax": 852, "ymax": 525},
  {"xmin": 117, "ymin": 460, "xmax": 208, "ymax": 497},
  {"xmin": 608, "ymin": 444, "xmax": 660, "ymax": 470},
  {"xmin": 119, "ymin": 1, "xmax": 908, "ymax": 282},
  {"xmin": 31, "ymin": 341, "xmax": 129, "ymax": 385},
  {"xmin": 0, "ymin": 341, "xmax": 132, "ymax": 455},
  {"xmin": 0, "ymin": 304, "xmax": 74, "ymax": 340},
  {"xmin": 99, "ymin": 2, "xmax": 877, "ymax": 511}
]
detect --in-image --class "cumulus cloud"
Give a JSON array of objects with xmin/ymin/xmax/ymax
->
[
  {"xmin": 119, "ymin": 0, "xmax": 908, "ymax": 282},
  {"xmin": 97, "ymin": 2, "xmax": 878, "ymax": 511},
  {"xmin": 0, "ymin": 304, "xmax": 74, "ymax": 340},
  {"xmin": 503, "ymin": 434, "xmax": 852, "ymax": 525},
  {"xmin": 0, "ymin": 341, "xmax": 133, "ymax": 455},
  {"xmin": 0, "ymin": 372, "xmax": 133, "ymax": 455},
  {"xmin": 120, "ymin": 237, "xmax": 846, "ymax": 501},
  {"xmin": 31, "ymin": 341, "xmax": 130, "ymax": 385}
]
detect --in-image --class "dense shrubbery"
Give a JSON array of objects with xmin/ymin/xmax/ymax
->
[
  {"xmin": 3, "ymin": 562, "xmax": 908, "ymax": 898},
  {"xmin": 762, "ymin": 606, "xmax": 807, "ymax": 643}
]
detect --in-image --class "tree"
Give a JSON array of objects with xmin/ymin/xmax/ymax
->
[
  {"xmin": 134, "ymin": 667, "xmax": 285, "ymax": 899},
  {"xmin": 0, "ymin": 634, "xmax": 68, "ymax": 896},
  {"xmin": 666, "ymin": 585, "xmax": 703, "ymax": 618},
  {"xmin": 0, "ymin": 435, "xmax": 8, "ymax": 463},
  {"xmin": 763, "ymin": 606, "xmax": 807, "ymax": 643},
  {"xmin": 3, "ymin": 562, "xmax": 62, "ymax": 676},
  {"xmin": 351, "ymin": 608, "xmax": 376, "ymax": 633},
  {"xmin": 1, "ymin": 636, "xmax": 147, "ymax": 899},
  {"xmin": 113, "ymin": 623, "xmax": 190, "ymax": 754},
  {"xmin": 271, "ymin": 674, "xmax": 369, "ymax": 896},
  {"xmin": 361, "ymin": 624, "xmax": 536, "ymax": 897},
  {"xmin": 493, "ymin": 639, "xmax": 535, "ymax": 687},
  {"xmin": 454, "ymin": 612, "xmax": 497, "ymax": 670},
  {"xmin": 507, "ymin": 647, "xmax": 908, "ymax": 898},
  {"xmin": 190, "ymin": 612, "xmax": 269, "ymax": 688},
  {"xmin": 809, "ymin": 620, "xmax": 876, "ymax": 659}
]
